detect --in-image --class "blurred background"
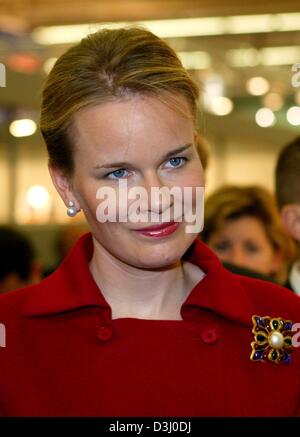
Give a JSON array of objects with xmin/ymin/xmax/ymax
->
[{"xmin": 0, "ymin": 0, "xmax": 299, "ymax": 271}]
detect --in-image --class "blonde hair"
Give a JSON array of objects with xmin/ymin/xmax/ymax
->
[
  {"xmin": 40, "ymin": 27, "xmax": 199, "ymax": 175},
  {"xmin": 195, "ymin": 134, "xmax": 210, "ymax": 171},
  {"xmin": 202, "ymin": 185, "xmax": 297, "ymax": 283}
]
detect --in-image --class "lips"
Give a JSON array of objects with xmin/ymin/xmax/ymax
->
[
  {"xmin": 133, "ymin": 221, "xmax": 177, "ymax": 231},
  {"xmin": 131, "ymin": 221, "xmax": 180, "ymax": 238}
]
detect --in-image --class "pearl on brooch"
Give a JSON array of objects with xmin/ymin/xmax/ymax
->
[{"xmin": 269, "ymin": 331, "xmax": 284, "ymax": 349}]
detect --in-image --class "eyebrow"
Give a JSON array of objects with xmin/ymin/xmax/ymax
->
[{"xmin": 94, "ymin": 144, "xmax": 193, "ymax": 169}]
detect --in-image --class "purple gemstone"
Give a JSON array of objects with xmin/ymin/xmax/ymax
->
[
  {"xmin": 283, "ymin": 353, "xmax": 292, "ymax": 364},
  {"xmin": 255, "ymin": 317, "xmax": 265, "ymax": 327},
  {"xmin": 254, "ymin": 350, "xmax": 264, "ymax": 360},
  {"xmin": 283, "ymin": 322, "xmax": 293, "ymax": 331}
]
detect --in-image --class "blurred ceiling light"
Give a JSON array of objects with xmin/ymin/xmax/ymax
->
[
  {"xmin": 26, "ymin": 185, "xmax": 50, "ymax": 210},
  {"xmin": 204, "ymin": 75, "xmax": 224, "ymax": 96},
  {"xmin": 246, "ymin": 77, "xmax": 270, "ymax": 96},
  {"xmin": 255, "ymin": 108, "xmax": 275, "ymax": 127},
  {"xmin": 9, "ymin": 119, "xmax": 37, "ymax": 137},
  {"xmin": 210, "ymin": 97, "xmax": 234, "ymax": 116},
  {"xmin": 295, "ymin": 91, "xmax": 300, "ymax": 106},
  {"xmin": 43, "ymin": 57, "xmax": 58, "ymax": 74},
  {"xmin": 31, "ymin": 19, "xmax": 224, "ymax": 44},
  {"xmin": 226, "ymin": 14, "xmax": 276, "ymax": 34},
  {"xmin": 277, "ymin": 13, "xmax": 300, "ymax": 31},
  {"xmin": 262, "ymin": 93, "xmax": 284, "ymax": 111},
  {"xmin": 286, "ymin": 106, "xmax": 300, "ymax": 126},
  {"xmin": 32, "ymin": 23, "xmax": 104, "ymax": 45},
  {"xmin": 6, "ymin": 53, "xmax": 41, "ymax": 73},
  {"xmin": 260, "ymin": 46, "xmax": 300, "ymax": 66},
  {"xmin": 31, "ymin": 12, "xmax": 300, "ymax": 45},
  {"xmin": 226, "ymin": 48, "xmax": 259, "ymax": 67},
  {"xmin": 202, "ymin": 74, "xmax": 224, "ymax": 111},
  {"xmin": 227, "ymin": 46, "xmax": 300, "ymax": 67},
  {"xmin": 144, "ymin": 17, "xmax": 225, "ymax": 38},
  {"xmin": 177, "ymin": 51, "xmax": 211, "ymax": 70}
]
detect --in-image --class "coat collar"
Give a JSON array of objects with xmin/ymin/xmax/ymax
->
[{"xmin": 21, "ymin": 232, "xmax": 255, "ymax": 327}]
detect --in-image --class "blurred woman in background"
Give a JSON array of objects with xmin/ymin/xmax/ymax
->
[{"xmin": 202, "ymin": 185, "xmax": 297, "ymax": 284}]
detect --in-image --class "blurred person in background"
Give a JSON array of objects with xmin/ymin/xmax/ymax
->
[
  {"xmin": 0, "ymin": 226, "xmax": 41, "ymax": 294},
  {"xmin": 201, "ymin": 185, "xmax": 297, "ymax": 285},
  {"xmin": 276, "ymin": 136, "xmax": 300, "ymax": 295}
]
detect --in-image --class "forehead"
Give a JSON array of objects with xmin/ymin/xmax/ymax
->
[
  {"xmin": 71, "ymin": 94, "xmax": 195, "ymax": 162},
  {"xmin": 220, "ymin": 216, "xmax": 269, "ymax": 238}
]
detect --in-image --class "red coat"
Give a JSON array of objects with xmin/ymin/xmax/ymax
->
[{"xmin": 0, "ymin": 232, "xmax": 300, "ymax": 416}]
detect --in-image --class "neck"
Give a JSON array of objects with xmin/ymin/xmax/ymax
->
[{"xmin": 89, "ymin": 237, "xmax": 201, "ymax": 320}]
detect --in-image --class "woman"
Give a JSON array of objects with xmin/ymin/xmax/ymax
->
[
  {"xmin": 202, "ymin": 185, "xmax": 297, "ymax": 284},
  {"xmin": 0, "ymin": 27, "xmax": 300, "ymax": 417}
]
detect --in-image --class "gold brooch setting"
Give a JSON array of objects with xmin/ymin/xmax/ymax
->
[{"xmin": 250, "ymin": 315, "xmax": 293, "ymax": 364}]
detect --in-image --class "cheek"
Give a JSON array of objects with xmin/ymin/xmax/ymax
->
[
  {"xmin": 77, "ymin": 181, "xmax": 104, "ymax": 223},
  {"xmin": 175, "ymin": 164, "xmax": 205, "ymax": 205},
  {"xmin": 217, "ymin": 253, "xmax": 231, "ymax": 264},
  {"xmin": 79, "ymin": 178, "xmax": 128, "ymax": 216},
  {"xmin": 262, "ymin": 248, "xmax": 278, "ymax": 265},
  {"xmin": 256, "ymin": 241, "xmax": 276, "ymax": 259},
  {"xmin": 188, "ymin": 160, "xmax": 205, "ymax": 185},
  {"xmin": 249, "ymin": 248, "xmax": 276, "ymax": 273},
  {"xmin": 167, "ymin": 159, "xmax": 204, "ymax": 187},
  {"xmin": 82, "ymin": 195, "xmax": 99, "ymax": 217}
]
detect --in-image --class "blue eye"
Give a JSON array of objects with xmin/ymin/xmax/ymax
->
[
  {"xmin": 166, "ymin": 157, "xmax": 187, "ymax": 168},
  {"xmin": 106, "ymin": 169, "xmax": 129, "ymax": 180}
]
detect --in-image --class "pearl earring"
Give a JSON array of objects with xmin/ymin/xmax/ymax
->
[{"xmin": 67, "ymin": 200, "xmax": 78, "ymax": 217}]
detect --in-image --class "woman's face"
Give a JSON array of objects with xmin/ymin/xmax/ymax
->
[
  {"xmin": 207, "ymin": 216, "xmax": 282, "ymax": 276},
  {"xmin": 52, "ymin": 94, "xmax": 204, "ymax": 269}
]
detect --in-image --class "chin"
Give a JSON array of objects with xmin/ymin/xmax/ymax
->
[
  {"xmin": 134, "ymin": 254, "xmax": 181, "ymax": 270},
  {"xmin": 130, "ymin": 238, "xmax": 194, "ymax": 270}
]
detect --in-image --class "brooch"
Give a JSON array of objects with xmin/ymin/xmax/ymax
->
[{"xmin": 250, "ymin": 315, "xmax": 293, "ymax": 364}]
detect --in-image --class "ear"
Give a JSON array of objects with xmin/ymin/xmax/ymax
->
[
  {"xmin": 48, "ymin": 164, "xmax": 81, "ymax": 211},
  {"xmin": 281, "ymin": 204, "xmax": 300, "ymax": 242}
]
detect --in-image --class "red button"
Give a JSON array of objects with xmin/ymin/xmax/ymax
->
[
  {"xmin": 97, "ymin": 326, "xmax": 113, "ymax": 341},
  {"xmin": 201, "ymin": 328, "xmax": 219, "ymax": 344}
]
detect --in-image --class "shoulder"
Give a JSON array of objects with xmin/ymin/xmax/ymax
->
[
  {"xmin": 0, "ymin": 283, "xmax": 39, "ymax": 323},
  {"xmin": 233, "ymin": 272, "xmax": 300, "ymax": 321}
]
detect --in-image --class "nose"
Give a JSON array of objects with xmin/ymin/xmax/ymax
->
[
  {"xmin": 142, "ymin": 171, "xmax": 173, "ymax": 217},
  {"xmin": 230, "ymin": 246, "xmax": 247, "ymax": 268}
]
